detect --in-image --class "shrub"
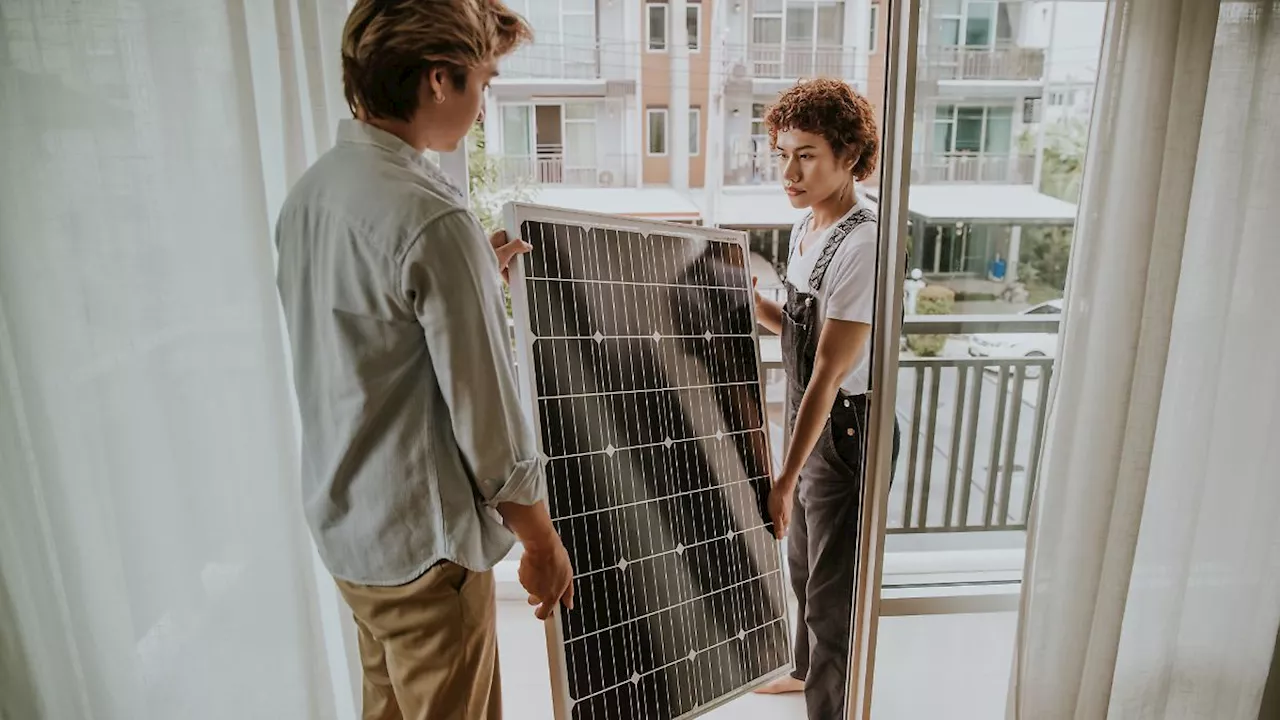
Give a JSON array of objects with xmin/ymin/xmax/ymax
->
[{"xmin": 906, "ymin": 284, "xmax": 955, "ymax": 357}]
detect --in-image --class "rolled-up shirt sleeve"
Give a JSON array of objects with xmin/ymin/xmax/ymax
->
[{"xmin": 401, "ymin": 208, "xmax": 545, "ymax": 508}]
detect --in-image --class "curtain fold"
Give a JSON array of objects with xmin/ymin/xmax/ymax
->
[
  {"xmin": 0, "ymin": 1, "xmax": 353, "ymax": 718},
  {"xmin": 1012, "ymin": 1, "xmax": 1280, "ymax": 718}
]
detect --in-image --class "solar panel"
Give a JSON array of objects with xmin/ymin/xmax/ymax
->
[{"xmin": 504, "ymin": 204, "xmax": 792, "ymax": 720}]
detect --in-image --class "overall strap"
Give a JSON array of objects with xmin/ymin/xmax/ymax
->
[{"xmin": 809, "ymin": 208, "xmax": 876, "ymax": 293}]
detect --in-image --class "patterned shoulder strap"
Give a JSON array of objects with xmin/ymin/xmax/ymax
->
[{"xmin": 809, "ymin": 208, "xmax": 876, "ymax": 292}]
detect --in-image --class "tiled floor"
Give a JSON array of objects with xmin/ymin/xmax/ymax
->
[{"xmin": 497, "ymin": 601, "xmax": 1015, "ymax": 719}]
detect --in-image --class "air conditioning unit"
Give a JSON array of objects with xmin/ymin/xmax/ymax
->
[{"xmin": 597, "ymin": 170, "xmax": 615, "ymax": 187}]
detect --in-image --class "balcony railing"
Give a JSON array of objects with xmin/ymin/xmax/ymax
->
[
  {"xmin": 497, "ymin": 153, "xmax": 639, "ymax": 188},
  {"xmin": 499, "ymin": 40, "xmax": 608, "ymax": 80},
  {"xmin": 726, "ymin": 150, "xmax": 780, "ymax": 186},
  {"xmin": 912, "ymin": 153, "xmax": 1036, "ymax": 184},
  {"xmin": 759, "ymin": 312, "xmax": 1057, "ymax": 535},
  {"xmin": 924, "ymin": 45, "xmax": 1046, "ymax": 82},
  {"xmin": 745, "ymin": 43, "xmax": 848, "ymax": 80}
]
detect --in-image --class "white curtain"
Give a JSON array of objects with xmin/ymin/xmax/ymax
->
[
  {"xmin": 1012, "ymin": 1, "xmax": 1280, "ymax": 718},
  {"xmin": 0, "ymin": 1, "xmax": 359, "ymax": 718}
]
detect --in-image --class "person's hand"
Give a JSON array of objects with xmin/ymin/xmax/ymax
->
[
  {"xmin": 768, "ymin": 475, "xmax": 796, "ymax": 539},
  {"xmin": 752, "ymin": 276, "xmax": 766, "ymax": 312},
  {"xmin": 518, "ymin": 534, "xmax": 575, "ymax": 620},
  {"xmin": 490, "ymin": 229, "xmax": 531, "ymax": 284}
]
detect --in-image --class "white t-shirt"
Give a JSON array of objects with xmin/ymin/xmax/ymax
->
[{"xmin": 784, "ymin": 202, "xmax": 878, "ymax": 395}]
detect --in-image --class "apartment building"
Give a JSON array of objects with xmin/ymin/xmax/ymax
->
[
  {"xmin": 485, "ymin": 0, "xmax": 1080, "ymax": 283},
  {"xmin": 486, "ymin": 0, "xmax": 709, "ymax": 223},
  {"xmin": 896, "ymin": 0, "xmax": 1078, "ymax": 280}
]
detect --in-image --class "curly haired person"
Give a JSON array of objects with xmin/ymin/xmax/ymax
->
[{"xmin": 753, "ymin": 78, "xmax": 899, "ymax": 719}]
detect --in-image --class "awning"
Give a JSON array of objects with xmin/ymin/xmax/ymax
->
[
  {"xmin": 527, "ymin": 187, "xmax": 702, "ymax": 221},
  {"xmin": 866, "ymin": 184, "xmax": 1078, "ymax": 225},
  {"xmin": 710, "ymin": 187, "xmax": 808, "ymax": 228}
]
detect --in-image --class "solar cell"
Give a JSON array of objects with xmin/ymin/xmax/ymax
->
[{"xmin": 505, "ymin": 204, "xmax": 792, "ymax": 720}]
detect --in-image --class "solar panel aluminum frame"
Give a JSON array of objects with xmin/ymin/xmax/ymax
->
[{"xmin": 502, "ymin": 202, "xmax": 793, "ymax": 720}]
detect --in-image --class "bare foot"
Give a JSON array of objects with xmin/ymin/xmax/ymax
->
[{"xmin": 754, "ymin": 676, "xmax": 805, "ymax": 695}]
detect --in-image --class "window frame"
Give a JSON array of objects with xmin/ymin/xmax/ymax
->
[
  {"xmin": 869, "ymin": 5, "xmax": 879, "ymax": 53},
  {"xmin": 687, "ymin": 4, "xmax": 702, "ymax": 52},
  {"xmin": 646, "ymin": 107, "xmax": 669, "ymax": 156},
  {"xmin": 646, "ymin": 2, "xmax": 668, "ymax": 52}
]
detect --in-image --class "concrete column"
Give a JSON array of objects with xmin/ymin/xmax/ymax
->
[
  {"xmin": 846, "ymin": 0, "xmax": 870, "ymax": 90},
  {"xmin": 1008, "ymin": 225, "xmax": 1022, "ymax": 283},
  {"xmin": 670, "ymin": 0, "xmax": 690, "ymax": 191}
]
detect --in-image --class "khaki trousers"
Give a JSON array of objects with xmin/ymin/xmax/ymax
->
[{"xmin": 336, "ymin": 562, "xmax": 501, "ymax": 720}]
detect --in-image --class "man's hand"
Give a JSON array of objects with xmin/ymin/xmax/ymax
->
[
  {"xmin": 490, "ymin": 229, "xmax": 531, "ymax": 284},
  {"xmin": 519, "ymin": 535, "xmax": 575, "ymax": 620},
  {"xmin": 768, "ymin": 475, "xmax": 796, "ymax": 539}
]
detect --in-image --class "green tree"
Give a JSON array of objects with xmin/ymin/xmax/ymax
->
[
  {"xmin": 1021, "ymin": 118, "xmax": 1088, "ymax": 202},
  {"xmin": 466, "ymin": 124, "xmax": 534, "ymax": 233}
]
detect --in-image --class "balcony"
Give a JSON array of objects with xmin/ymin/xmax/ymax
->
[
  {"xmin": 725, "ymin": 134, "xmax": 779, "ymax": 186},
  {"xmin": 757, "ymin": 312, "xmax": 1056, "ymax": 542},
  {"xmin": 496, "ymin": 153, "xmax": 639, "ymax": 188},
  {"xmin": 924, "ymin": 45, "xmax": 1046, "ymax": 83},
  {"xmin": 500, "ymin": 40, "xmax": 602, "ymax": 81},
  {"xmin": 912, "ymin": 152, "xmax": 1036, "ymax": 184},
  {"xmin": 742, "ymin": 43, "xmax": 849, "ymax": 80}
]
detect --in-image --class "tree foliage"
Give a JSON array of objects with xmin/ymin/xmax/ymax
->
[{"xmin": 466, "ymin": 125, "xmax": 534, "ymax": 233}]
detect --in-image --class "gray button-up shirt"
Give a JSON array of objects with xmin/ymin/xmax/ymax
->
[{"xmin": 275, "ymin": 119, "xmax": 543, "ymax": 586}]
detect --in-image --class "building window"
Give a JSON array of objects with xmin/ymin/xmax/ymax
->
[
  {"xmin": 687, "ymin": 4, "xmax": 702, "ymax": 51},
  {"xmin": 498, "ymin": 102, "xmax": 599, "ymax": 184},
  {"xmin": 751, "ymin": 103, "xmax": 768, "ymax": 137},
  {"xmin": 647, "ymin": 108, "xmax": 668, "ymax": 155},
  {"xmin": 689, "ymin": 108, "xmax": 701, "ymax": 156},
  {"xmin": 751, "ymin": 1, "xmax": 844, "ymax": 78},
  {"xmin": 933, "ymin": 104, "xmax": 1014, "ymax": 155},
  {"xmin": 869, "ymin": 6, "xmax": 878, "ymax": 53},
  {"xmin": 647, "ymin": 3, "xmax": 668, "ymax": 51}
]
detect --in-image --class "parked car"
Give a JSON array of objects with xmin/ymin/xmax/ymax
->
[{"xmin": 967, "ymin": 299, "xmax": 1063, "ymax": 377}]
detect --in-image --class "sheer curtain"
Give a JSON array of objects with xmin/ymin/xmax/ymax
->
[
  {"xmin": 0, "ymin": 1, "xmax": 358, "ymax": 718},
  {"xmin": 1011, "ymin": 1, "xmax": 1280, "ymax": 718}
]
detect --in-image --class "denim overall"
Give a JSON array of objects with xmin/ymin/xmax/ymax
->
[{"xmin": 780, "ymin": 208, "xmax": 899, "ymax": 719}]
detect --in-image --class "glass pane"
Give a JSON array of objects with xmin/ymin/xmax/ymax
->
[
  {"xmin": 817, "ymin": 4, "xmax": 843, "ymax": 46},
  {"xmin": 565, "ymin": 102, "xmax": 596, "ymax": 121},
  {"xmin": 752, "ymin": 16, "xmax": 782, "ymax": 44},
  {"xmin": 937, "ymin": 18, "xmax": 961, "ymax": 46},
  {"xmin": 648, "ymin": 111, "xmax": 666, "ymax": 154},
  {"xmin": 689, "ymin": 110, "xmax": 700, "ymax": 155},
  {"xmin": 964, "ymin": 2, "xmax": 996, "ymax": 47},
  {"xmin": 501, "ymin": 106, "xmax": 532, "ymax": 155},
  {"xmin": 563, "ymin": 14, "xmax": 594, "ymax": 42},
  {"xmin": 933, "ymin": 120, "xmax": 954, "ymax": 153},
  {"xmin": 647, "ymin": 5, "xmax": 666, "ymax": 50},
  {"xmin": 786, "ymin": 7, "xmax": 815, "ymax": 42},
  {"xmin": 934, "ymin": 0, "xmax": 963, "ymax": 14},
  {"xmin": 687, "ymin": 6, "xmax": 700, "ymax": 49},
  {"xmin": 984, "ymin": 107, "xmax": 1013, "ymax": 154},
  {"xmin": 564, "ymin": 122, "xmax": 596, "ymax": 167},
  {"xmin": 955, "ymin": 107, "xmax": 985, "ymax": 152},
  {"xmin": 997, "ymin": 2, "xmax": 1014, "ymax": 41},
  {"xmin": 754, "ymin": 0, "xmax": 783, "ymax": 12}
]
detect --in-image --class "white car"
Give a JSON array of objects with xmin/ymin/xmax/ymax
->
[{"xmin": 967, "ymin": 299, "xmax": 1063, "ymax": 375}]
